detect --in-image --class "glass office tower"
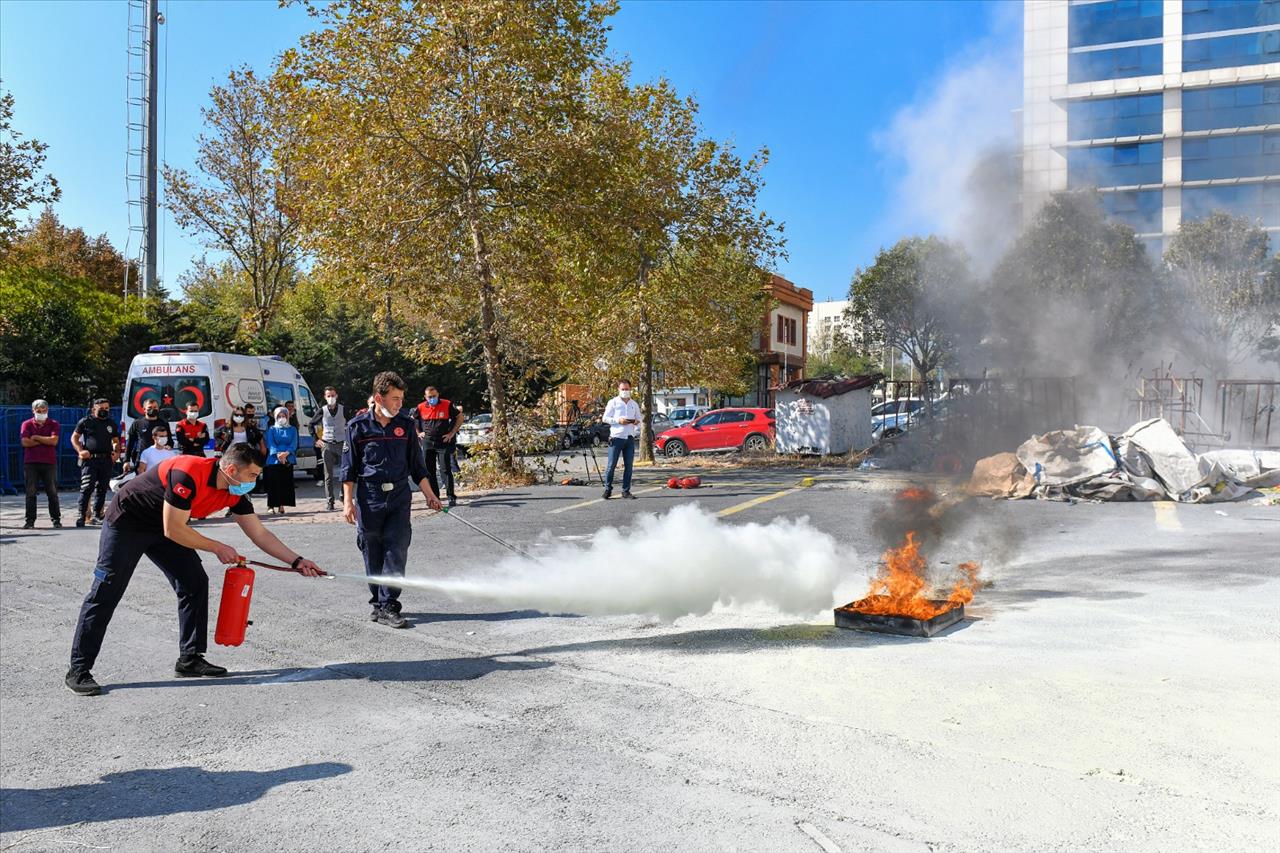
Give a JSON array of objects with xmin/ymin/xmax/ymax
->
[{"xmin": 1024, "ymin": 0, "xmax": 1280, "ymax": 255}]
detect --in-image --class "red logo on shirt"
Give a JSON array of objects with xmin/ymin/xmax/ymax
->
[
  {"xmin": 173, "ymin": 484, "xmax": 192, "ymax": 499},
  {"xmin": 394, "ymin": 427, "xmax": 405, "ymax": 437}
]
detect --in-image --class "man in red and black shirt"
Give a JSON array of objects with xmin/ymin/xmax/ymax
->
[
  {"xmin": 174, "ymin": 402, "xmax": 211, "ymax": 456},
  {"xmin": 413, "ymin": 385, "xmax": 464, "ymax": 507},
  {"xmin": 66, "ymin": 443, "xmax": 324, "ymax": 696}
]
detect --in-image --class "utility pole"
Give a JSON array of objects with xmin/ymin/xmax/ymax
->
[{"xmin": 142, "ymin": 0, "xmax": 161, "ymax": 297}]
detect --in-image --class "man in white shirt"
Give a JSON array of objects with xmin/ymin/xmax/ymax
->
[
  {"xmin": 601, "ymin": 380, "xmax": 641, "ymax": 500},
  {"xmin": 136, "ymin": 424, "xmax": 179, "ymax": 474}
]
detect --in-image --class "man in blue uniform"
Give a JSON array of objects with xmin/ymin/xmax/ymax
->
[{"xmin": 341, "ymin": 371, "xmax": 443, "ymax": 628}]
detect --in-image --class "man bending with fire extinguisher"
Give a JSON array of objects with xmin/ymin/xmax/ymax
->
[{"xmin": 65, "ymin": 443, "xmax": 324, "ymax": 696}]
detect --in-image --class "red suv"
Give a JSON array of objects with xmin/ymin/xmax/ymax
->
[{"xmin": 654, "ymin": 408, "xmax": 775, "ymax": 457}]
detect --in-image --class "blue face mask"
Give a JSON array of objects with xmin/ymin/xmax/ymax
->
[
  {"xmin": 223, "ymin": 467, "xmax": 255, "ymax": 496},
  {"xmin": 427, "ymin": 397, "xmax": 439, "ymax": 405}
]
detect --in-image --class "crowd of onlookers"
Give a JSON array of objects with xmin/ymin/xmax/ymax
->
[{"xmin": 17, "ymin": 385, "xmax": 468, "ymax": 528}]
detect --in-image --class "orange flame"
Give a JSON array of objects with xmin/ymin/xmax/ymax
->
[
  {"xmin": 896, "ymin": 487, "xmax": 935, "ymax": 503},
  {"xmin": 847, "ymin": 531, "xmax": 981, "ymax": 620}
]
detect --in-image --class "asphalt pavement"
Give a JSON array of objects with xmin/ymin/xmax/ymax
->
[{"xmin": 1, "ymin": 467, "xmax": 1277, "ymax": 852}]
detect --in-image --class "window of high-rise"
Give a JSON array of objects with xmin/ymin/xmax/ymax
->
[{"xmin": 1024, "ymin": 0, "xmax": 1280, "ymax": 252}]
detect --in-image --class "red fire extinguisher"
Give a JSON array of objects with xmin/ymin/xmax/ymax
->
[{"xmin": 215, "ymin": 565, "xmax": 256, "ymax": 647}]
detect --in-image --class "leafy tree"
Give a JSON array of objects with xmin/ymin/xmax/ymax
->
[
  {"xmin": 0, "ymin": 88, "xmax": 59, "ymax": 248},
  {"xmin": 263, "ymin": 270, "xmax": 487, "ymax": 411},
  {"xmin": 5, "ymin": 207, "xmax": 136, "ymax": 295},
  {"xmin": 807, "ymin": 326, "xmax": 880, "ymax": 378},
  {"xmin": 164, "ymin": 68, "xmax": 303, "ymax": 334},
  {"xmin": 985, "ymin": 191, "xmax": 1160, "ymax": 372},
  {"xmin": 847, "ymin": 236, "xmax": 975, "ymax": 383},
  {"xmin": 579, "ymin": 68, "xmax": 781, "ymax": 460},
  {"xmin": 1163, "ymin": 211, "xmax": 1280, "ymax": 378},
  {"xmin": 279, "ymin": 0, "xmax": 616, "ymax": 471},
  {"xmin": 175, "ymin": 258, "xmax": 255, "ymax": 351},
  {"xmin": 0, "ymin": 268, "xmax": 90, "ymax": 402},
  {"xmin": 0, "ymin": 266, "xmax": 155, "ymax": 405}
]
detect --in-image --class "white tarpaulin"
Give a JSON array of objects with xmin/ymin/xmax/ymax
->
[
  {"xmin": 1118, "ymin": 418, "xmax": 1203, "ymax": 496},
  {"xmin": 997, "ymin": 418, "xmax": 1273, "ymax": 503},
  {"xmin": 1016, "ymin": 426, "xmax": 1117, "ymax": 488},
  {"xmin": 1197, "ymin": 449, "xmax": 1280, "ymax": 488}
]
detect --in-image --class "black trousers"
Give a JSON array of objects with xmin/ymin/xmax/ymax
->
[
  {"xmin": 69, "ymin": 521, "xmax": 209, "ymax": 673},
  {"xmin": 424, "ymin": 444, "xmax": 455, "ymax": 500},
  {"xmin": 78, "ymin": 456, "xmax": 113, "ymax": 519},
  {"xmin": 24, "ymin": 463, "xmax": 60, "ymax": 524}
]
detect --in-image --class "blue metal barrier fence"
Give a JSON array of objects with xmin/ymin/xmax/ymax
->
[{"xmin": 0, "ymin": 406, "xmax": 123, "ymax": 496}]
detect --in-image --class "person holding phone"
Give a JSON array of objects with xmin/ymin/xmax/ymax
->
[{"xmin": 601, "ymin": 379, "xmax": 641, "ymax": 500}]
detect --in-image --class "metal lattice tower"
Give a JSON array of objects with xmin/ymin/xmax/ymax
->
[{"xmin": 124, "ymin": 0, "xmax": 160, "ymax": 298}]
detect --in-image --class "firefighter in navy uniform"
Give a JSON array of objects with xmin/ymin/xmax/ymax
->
[
  {"xmin": 341, "ymin": 371, "xmax": 443, "ymax": 629},
  {"xmin": 64, "ymin": 444, "xmax": 325, "ymax": 696}
]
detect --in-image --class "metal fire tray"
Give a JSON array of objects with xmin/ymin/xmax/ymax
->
[{"xmin": 833, "ymin": 598, "xmax": 964, "ymax": 638}]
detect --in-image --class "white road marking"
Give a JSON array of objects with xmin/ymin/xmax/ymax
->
[
  {"xmin": 796, "ymin": 821, "xmax": 843, "ymax": 853},
  {"xmin": 547, "ymin": 485, "xmax": 665, "ymax": 514}
]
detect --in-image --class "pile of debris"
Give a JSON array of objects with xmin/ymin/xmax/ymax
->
[{"xmin": 968, "ymin": 418, "xmax": 1280, "ymax": 503}]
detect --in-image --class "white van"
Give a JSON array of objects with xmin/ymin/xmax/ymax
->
[{"xmin": 121, "ymin": 344, "xmax": 322, "ymax": 473}]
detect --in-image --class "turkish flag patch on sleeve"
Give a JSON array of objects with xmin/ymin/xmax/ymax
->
[{"xmin": 173, "ymin": 483, "xmax": 192, "ymax": 499}]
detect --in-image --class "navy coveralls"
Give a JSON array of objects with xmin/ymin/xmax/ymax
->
[{"xmin": 340, "ymin": 410, "xmax": 430, "ymax": 613}]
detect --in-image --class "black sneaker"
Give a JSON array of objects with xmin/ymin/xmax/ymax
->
[
  {"xmin": 447, "ymin": 497, "xmax": 457, "ymax": 508},
  {"xmin": 174, "ymin": 654, "xmax": 229, "ymax": 677},
  {"xmin": 602, "ymin": 489, "xmax": 612, "ymax": 500},
  {"xmin": 21, "ymin": 522, "xmax": 34, "ymax": 530},
  {"xmin": 327, "ymin": 501, "xmax": 336, "ymax": 512},
  {"xmin": 75, "ymin": 518, "xmax": 86, "ymax": 528},
  {"xmin": 375, "ymin": 609, "xmax": 408, "ymax": 629},
  {"xmin": 369, "ymin": 607, "xmax": 380, "ymax": 622},
  {"xmin": 52, "ymin": 520, "xmax": 62, "ymax": 529},
  {"xmin": 65, "ymin": 669, "xmax": 101, "ymax": 696},
  {"xmin": 622, "ymin": 491, "xmax": 636, "ymax": 500}
]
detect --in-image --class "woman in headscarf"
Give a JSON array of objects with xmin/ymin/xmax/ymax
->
[{"xmin": 263, "ymin": 406, "xmax": 298, "ymax": 515}]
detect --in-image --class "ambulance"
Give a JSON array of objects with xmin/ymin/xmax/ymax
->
[{"xmin": 121, "ymin": 344, "xmax": 321, "ymax": 474}]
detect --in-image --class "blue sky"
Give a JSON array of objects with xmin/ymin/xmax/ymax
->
[{"xmin": 0, "ymin": 0, "xmax": 1016, "ymax": 301}]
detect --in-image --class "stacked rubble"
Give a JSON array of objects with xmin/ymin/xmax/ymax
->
[{"xmin": 968, "ymin": 418, "xmax": 1280, "ymax": 503}]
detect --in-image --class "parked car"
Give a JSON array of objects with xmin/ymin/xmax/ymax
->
[
  {"xmin": 666, "ymin": 406, "xmax": 709, "ymax": 428},
  {"xmin": 654, "ymin": 408, "xmax": 775, "ymax": 457},
  {"xmin": 560, "ymin": 417, "xmax": 609, "ymax": 449},
  {"xmin": 870, "ymin": 398, "xmax": 925, "ymax": 439},
  {"xmin": 561, "ymin": 412, "xmax": 677, "ymax": 449},
  {"xmin": 455, "ymin": 413, "xmax": 492, "ymax": 454},
  {"xmin": 650, "ymin": 412, "xmax": 676, "ymax": 436}
]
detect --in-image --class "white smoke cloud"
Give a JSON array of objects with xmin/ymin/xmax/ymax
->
[
  {"xmin": 339, "ymin": 505, "xmax": 845, "ymax": 621},
  {"xmin": 873, "ymin": 4, "xmax": 1022, "ymax": 268}
]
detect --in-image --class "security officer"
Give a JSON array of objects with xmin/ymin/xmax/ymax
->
[
  {"xmin": 341, "ymin": 371, "xmax": 442, "ymax": 629},
  {"xmin": 65, "ymin": 443, "xmax": 325, "ymax": 696},
  {"xmin": 71, "ymin": 398, "xmax": 119, "ymax": 527}
]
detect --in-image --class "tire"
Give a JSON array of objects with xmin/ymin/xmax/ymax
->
[
  {"xmin": 742, "ymin": 433, "xmax": 768, "ymax": 453},
  {"xmin": 664, "ymin": 438, "xmax": 688, "ymax": 458},
  {"xmin": 591, "ymin": 434, "xmax": 603, "ymax": 448}
]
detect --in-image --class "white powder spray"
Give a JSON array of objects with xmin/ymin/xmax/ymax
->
[{"xmin": 333, "ymin": 505, "xmax": 843, "ymax": 621}]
